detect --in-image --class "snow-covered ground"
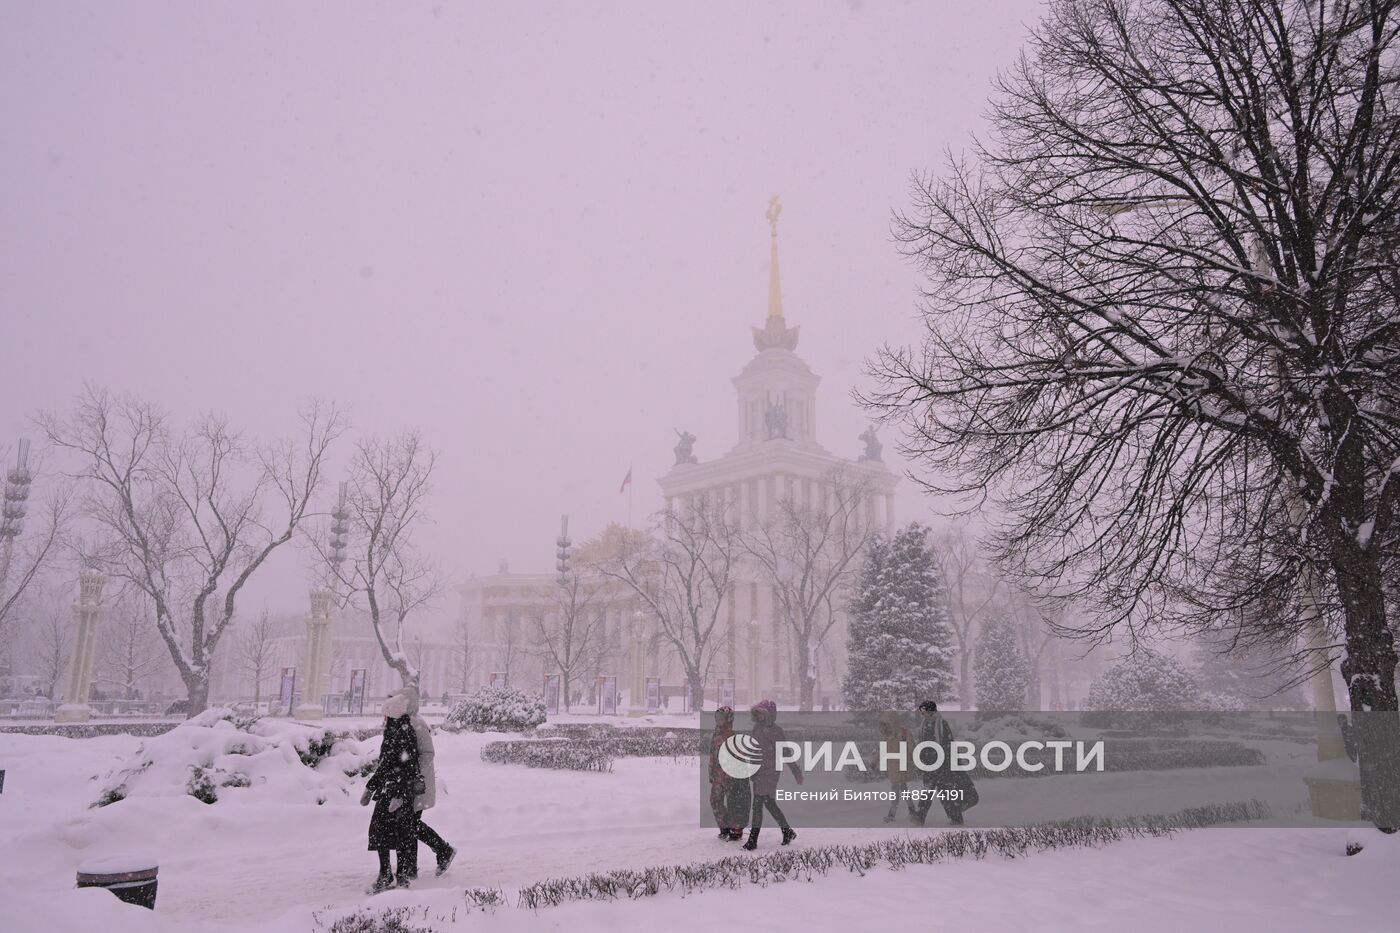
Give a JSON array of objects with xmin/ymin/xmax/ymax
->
[{"xmin": 1, "ymin": 717, "xmax": 1394, "ymax": 932}]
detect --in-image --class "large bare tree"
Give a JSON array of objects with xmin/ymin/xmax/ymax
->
[
  {"xmin": 316, "ymin": 433, "xmax": 440, "ymax": 690},
  {"xmin": 598, "ymin": 496, "xmax": 737, "ymax": 712},
  {"xmin": 40, "ymin": 388, "xmax": 342, "ymax": 715},
  {"xmin": 868, "ymin": 0, "xmax": 1400, "ymax": 822},
  {"xmin": 744, "ymin": 469, "xmax": 878, "ymax": 711}
]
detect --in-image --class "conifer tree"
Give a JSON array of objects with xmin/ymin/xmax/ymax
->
[{"xmin": 842, "ymin": 523, "xmax": 956, "ymax": 710}]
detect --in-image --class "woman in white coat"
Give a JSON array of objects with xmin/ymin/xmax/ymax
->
[{"xmin": 391, "ymin": 686, "xmax": 456, "ymax": 876}]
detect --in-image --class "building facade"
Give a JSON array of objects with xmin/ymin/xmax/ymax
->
[{"xmin": 455, "ymin": 199, "xmax": 897, "ymax": 709}]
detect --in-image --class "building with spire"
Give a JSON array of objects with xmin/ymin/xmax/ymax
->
[
  {"xmin": 656, "ymin": 197, "xmax": 898, "ymax": 706},
  {"xmin": 450, "ymin": 199, "xmax": 896, "ymax": 710}
]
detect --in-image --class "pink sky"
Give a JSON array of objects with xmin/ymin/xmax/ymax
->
[{"xmin": 0, "ymin": 0, "xmax": 1043, "ymax": 614}]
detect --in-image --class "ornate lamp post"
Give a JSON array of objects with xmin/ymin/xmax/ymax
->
[
  {"xmin": 295, "ymin": 482, "xmax": 349, "ymax": 720},
  {"xmin": 55, "ymin": 568, "xmax": 107, "ymax": 722}
]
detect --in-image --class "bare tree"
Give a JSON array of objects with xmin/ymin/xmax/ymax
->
[
  {"xmin": 933, "ymin": 524, "xmax": 1004, "ymax": 708},
  {"xmin": 317, "ymin": 433, "xmax": 441, "ymax": 690},
  {"xmin": 869, "ymin": 0, "xmax": 1400, "ymax": 822},
  {"xmin": 40, "ymin": 388, "xmax": 342, "ymax": 716},
  {"xmin": 533, "ymin": 573, "xmax": 608, "ymax": 712},
  {"xmin": 24, "ymin": 586, "xmax": 72, "ymax": 700},
  {"xmin": 597, "ymin": 495, "xmax": 737, "ymax": 712},
  {"xmin": 744, "ymin": 469, "xmax": 878, "ymax": 711},
  {"xmin": 235, "ymin": 609, "xmax": 281, "ymax": 707},
  {"xmin": 495, "ymin": 613, "xmax": 522, "ymax": 686},
  {"xmin": 451, "ymin": 614, "xmax": 474, "ymax": 694},
  {"xmin": 98, "ymin": 605, "xmax": 166, "ymax": 701}
]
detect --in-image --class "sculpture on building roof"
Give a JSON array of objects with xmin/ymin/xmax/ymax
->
[
  {"xmin": 764, "ymin": 402, "xmax": 789, "ymax": 440},
  {"xmin": 858, "ymin": 426, "xmax": 883, "ymax": 462},
  {"xmin": 673, "ymin": 429, "xmax": 698, "ymax": 465}
]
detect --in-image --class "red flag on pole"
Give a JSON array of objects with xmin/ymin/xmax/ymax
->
[{"xmin": 618, "ymin": 466, "xmax": 632, "ymax": 493}]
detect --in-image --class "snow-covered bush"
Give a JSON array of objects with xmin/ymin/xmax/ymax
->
[
  {"xmin": 1084, "ymin": 650, "xmax": 1198, "ymax": 728},
  {"xmin": 443, "ymin": 685, "xmax": 546, "ymax": 733},
  {"xmin": 91, "ymin": 707, "xmax": 377, "ymax": 808},
  {"xmin": 959, "ymin": 713, "xmax": 1069, "ymax": 743},
  {"xmin": 973, "ymin": 616, "xmax": 1030, "ymax": 714},
  {"xmin": 843, "ymin": 523, "xmax": 957, "ymax": 710}
]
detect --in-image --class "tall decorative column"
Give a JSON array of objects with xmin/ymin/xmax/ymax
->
[
  {"xmin": 296, "ymin": 483, "xmax": 349, "ymax": 720},
  {"xmin": 629, "ymin": 610, "xmax": 647, "ymax": 715},
  {"xmin": 56, "ymin": 569, "xmax": 107, "ymax": 722},
  {"xmin": 294, "ymin": 588, "xmax": 333, "ymax": 719}
]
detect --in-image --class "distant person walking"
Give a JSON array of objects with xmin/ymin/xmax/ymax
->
[
  {"xmin": 709, "ymin": 706, "xmax": 751, "ymax": 841},
  {"xmin": 361, "ymin": 692, "xmax": 421, "ymax": 892},
  {"xmin": 392, "ymin": 686, "xmax": 457, "ymax": 876},
  {"xmin": 912, "ymin": 699, "xmax": 978, "ymax": 826},
  {"xmin": 743, "ymin": 699, "xmax": 801, "ymax": 850},
  {"xmin": 877, "ymin": 711, "xmax": 918, "ymax": 823}
]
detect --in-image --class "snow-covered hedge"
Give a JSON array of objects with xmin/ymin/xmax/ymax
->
[
  {"xmin": 0, "ymin": 722, "xmax": 179, "ymax": 739},
  {"xmin": 442, "ymin": 686, "xmax": 546, "ymax": 733},
  {"xmin": 514, "ymin": 800, "xmax": 1272, "ymax": 909},
  {"xmin": 91, "ymin": 707, "xmax": 378, "ymax": 808}
]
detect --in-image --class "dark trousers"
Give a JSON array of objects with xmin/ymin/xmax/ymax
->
[
  {"xmin": 750, "ymin": 793, "xmax": 791, "ymax": 831},
  {"xmin": 914, "ymin": 775, "xmax": 978, "ymax": 823},
  {"xmin": 416, "ymin": 814, "xmax": 452, "ymax": 862}
]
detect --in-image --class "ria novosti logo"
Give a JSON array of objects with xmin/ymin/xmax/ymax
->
[{"xmin": 718, "ymin": 733, "xmax": 763, "ymax": 779}]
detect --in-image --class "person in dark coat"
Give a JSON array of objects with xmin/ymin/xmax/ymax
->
[
  {"xmin": 743, "ymin": 699, "xmax": 802, "ymax": 850},
  {"xmin": 361, "ymin": 692, "xmax": 422, "ymax": 891},
  {"xmin": 912, "ymin": 699, "xmax": 978, "ymax": 826},
  {"xmin": 391, "ymin": 686, "xmax": 457, "ymax": 875},
  {"xmin": 709, "ymin": 706, "xmax": 751, "ymax": 840}
]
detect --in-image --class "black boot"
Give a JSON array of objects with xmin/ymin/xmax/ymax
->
[
  {"xmin": 436, "ymin": 845, "xmax": 457, "ymax": 877},
  {"xmin": 781, "ymin": 826, "xmax": 797, "ymax": 846},
  {"xmin": 742, "ymin": 829, "xmax": 760, "ymax": 850},
  {"xmin": 366, "ymin": 872, "xmax": 394, "ymax": 894},
  {"xmin": 717, "ymin": 829, "xmax": 730, "ymax": 839}
]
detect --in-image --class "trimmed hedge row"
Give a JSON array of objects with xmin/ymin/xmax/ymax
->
[
  {"xmin": 480, "ymin": 726, "xmax": 707, "ymax": 772},
  {"xmin": 0, "ymin": 721, "xmax": 180, "ymax": 738},
  {"xmin": 845, "ymin": 736, "xmax": 1265, "ymax": 783},
  {"xmin": 512, "ymin": 800, "xmax": 1272, "ymax": 910}
]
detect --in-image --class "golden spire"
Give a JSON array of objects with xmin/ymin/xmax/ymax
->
[
  {"xmin": 766, "ymin": 195, "xmax": 783, "ymax": 319},
  {"xmin": 753, "ymin": 195, "xmax": 799, "ymax": 352}
]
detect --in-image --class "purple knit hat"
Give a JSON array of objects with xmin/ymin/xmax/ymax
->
[{"xmin": 751, "ymin": 699, "xmax": 778, "ymax": 718}]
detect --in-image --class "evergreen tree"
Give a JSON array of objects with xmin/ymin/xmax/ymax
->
[
  {"xmin": 1084, "ymin": 649, "xmax": 1197, "ymax": 727},
  {"xmin": 973, "ymin": 615, "xmax": 1030, "ymax": 713},
  {"xmin": 842, "ymin": 523, "xmax": 956, "ymax": 710}
]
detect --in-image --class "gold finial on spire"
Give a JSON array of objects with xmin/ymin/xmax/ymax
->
[{"xmin": 766, "ymin": 195, "xmax": 783, "ymax": 319}]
